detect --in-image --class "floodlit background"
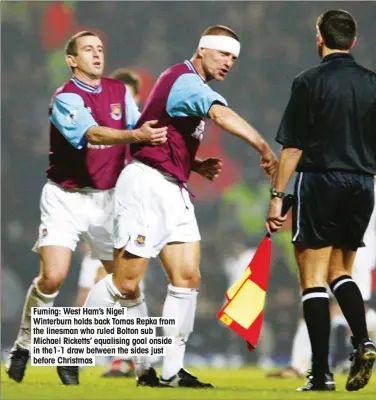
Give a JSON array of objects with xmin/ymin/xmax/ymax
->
[{"xmin": 2, "ymin": 1, "xmax": 376, "ymax": 368}]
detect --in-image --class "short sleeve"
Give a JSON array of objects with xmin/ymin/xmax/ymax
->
[
  {"xmin": 125, "ymin": 88, "xmax": 141, "ymax": 130},
  {"xmin": 275, "ymin": 76, "xmax": 309, "ymax": 149},
  {"xmin": 166, "ymin": 73, "xmax": 228, "ymax": 118},
  {"xmin": 50, "ymin": 93, "xmax": 98, "ymax": 149}
]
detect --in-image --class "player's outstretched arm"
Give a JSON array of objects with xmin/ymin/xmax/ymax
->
[
  {"xmin": 208, "ymin": 104, "xmax": 277, "ymax": 178},
  {"xmin": 86, "ymin": 120, "xmax": 167, "ymax": 146}
]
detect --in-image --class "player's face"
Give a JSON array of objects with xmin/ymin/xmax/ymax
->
[
  {"xmin": 202, "ymin": 49, "xmax": 237, "ymax": 81},
  {"xmin": 71, "ymin": 36, "xmax": 105, "ymax": 78}
]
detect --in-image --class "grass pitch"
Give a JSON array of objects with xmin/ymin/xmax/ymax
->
[{"xmin": 2, "ymin": 365, "xmax": 375, "ymax": 400}]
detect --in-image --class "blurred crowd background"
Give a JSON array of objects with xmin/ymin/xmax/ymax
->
[{"xmin": 2, "ymin": 1, "xmax": 376, "ymax": 368}]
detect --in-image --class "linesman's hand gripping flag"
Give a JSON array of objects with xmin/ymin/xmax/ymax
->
[{"xmin": 217, "ymin": 194, "xmax": 294, "ymax": 351}]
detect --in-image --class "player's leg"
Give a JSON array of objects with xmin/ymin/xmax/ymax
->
[
  {"xmin": 292, "ymin": 173, "xmax": 335, "ymax": 390},
  {"xmin": 75, "ymin": 253, "xmax": 104, "ymax": 307},
  {"xmin": 355, "ymin": 179, "xmax": 376, "ymax": 341},
  {"xmin": 7, "ymin": 246, "xmax": 72, "ymax": 383},
  {"xmin": 158, "ymin": 241, "xmax": 207, "ymax": 387},
  {"xmin": 294, "ymin": 245, "xmax": 335, "ymax": 392},
  {"xmin": 102, "ymin": 253, "xmax": 150, "ymax": 380},
  {"xmin": 6, "ymin": 182, "xmax": 81, "ymax": 384},
  {"xmin": 75, "ymin": 245, "xmax": 139, "ymax": 378},
  {"xmin": 117, "ymin": 278, "xmax": 148, "ymax": 379},
  {"xmin": 292, "ymin": 171, "xmax": 370, "ymax": 391},
  {"xmin": 84, "ymin": 251, "xmax": 147, "ymax": 306},
  {"xmin": 328, "ymin": 248, "xmax": 376, "ymax": 391},
  {"xmin": 83, "ymin": 177, "xmax": 157, "ymax": 385},
  {"xmin": 327, "ymin": 173, "xmax": 376, "ymax": 391},
  {"xmin": 330, "ymin": 246, "xmax": 375, "ymax": 372},
  {"xmin": 96, "ymin": 259, "xmax": 139, "ymax": 378},
  {"xmin": 92, "ymin": 250, "xmax": 155, "ymax": 385},
  {"xmin": 157, "ymin": 185, "xmax": 212, "ymax": 389},
  {"xmin": 99, "ymin": 262, "xmax": 146, "ymax": 379}
]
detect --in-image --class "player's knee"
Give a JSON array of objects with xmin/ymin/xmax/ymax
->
[
  {"xmin": 114, "ymin": 279, "xmax": 140, "ymax": 298},
  {"xmin": 37, "ymin": 274, "xmax": 64, "ymax": 294},
  {"xmin": 173, "ymin": 269, "xmax": 201, "ymax": 288}
]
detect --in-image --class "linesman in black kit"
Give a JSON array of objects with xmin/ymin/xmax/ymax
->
[{"xmin": 266, "ymin": 9, "xmax": 376, "ymax": 392}]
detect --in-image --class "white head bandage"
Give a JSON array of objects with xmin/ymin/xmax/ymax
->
[{"xmin": 198, "ymin": 35, "xmax": 240, "ymax": 57}]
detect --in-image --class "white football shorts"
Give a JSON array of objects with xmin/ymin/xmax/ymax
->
[
  {"xmin": 113, "ymin": 161, "xmax": 201, "ymax": 258},
  {"xmin": 33, "ymin": 181, "xmax": 114, "ymax": 260}
]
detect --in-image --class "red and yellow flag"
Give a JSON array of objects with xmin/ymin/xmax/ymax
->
[{"xmin": 217, "ymin": 235, "xmax": 272, "ymax": 351}]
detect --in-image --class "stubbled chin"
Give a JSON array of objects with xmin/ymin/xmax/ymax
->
[{"xmin": 92, "ymin": 70, "xmax": 103, "ymax": 77}]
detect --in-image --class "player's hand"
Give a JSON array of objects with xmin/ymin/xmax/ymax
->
[
  {"xmin": 193, "ymin": 158, "xmax": 223, "ymax": 181},
  {"xmin": 266, "ymin": 197, "xmax": 287, "ymax": 235},
  {"xmin": 261, "ymin": 150, "xmax": 278, "ymax": 181},
  {"xmin": 134, "ymin": 120, "xmax": 168, "ymax": 146}
]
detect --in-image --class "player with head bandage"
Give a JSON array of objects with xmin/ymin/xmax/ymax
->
[{"xmin": 84, "ymin": 25, "xmax": 278, "ymax": 388}]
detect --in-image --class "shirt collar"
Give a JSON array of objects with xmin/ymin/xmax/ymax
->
[
  {"xmin": 184, "ymin": 60, "xmax": 206, "ymax": 83},
  {"xmin": 321, "ymin": 52, "xmax": 354, "ymax": 63},
  {"xmin": 71, "ymin": 76, "xmax": 102, "ymax": 93}
]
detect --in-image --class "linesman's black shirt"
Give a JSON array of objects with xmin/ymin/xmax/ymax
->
[{"xmin": 276, "ymin": 53, "xmax": 376, "ymax": 175}]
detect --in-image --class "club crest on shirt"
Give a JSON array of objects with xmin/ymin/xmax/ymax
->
[
  {"xmin": 41, "ymin": 228, "xmax": 48, "ymax": 238},
  {"xmin": 110, "ymin": 103, "xmax": 122, "ymax": 120},
  {"xmin": 135, "ymin": 234, "xmax": 146, "ymax": 246}
]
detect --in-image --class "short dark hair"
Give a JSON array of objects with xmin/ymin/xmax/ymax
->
[
  {"xmin": 64, "ymin": 31, "xmax": 99, "ymax": 56},
  {"xmin": 110, "ymin": 68, "xmax": 141, "ymax": 95},
  {"xmin": 201, "ymin": 25, "xmax": 240, "ymax": 42},
  {"xmin": 317, "ymin": 10, "xmax": 357, "ymax": 50}
]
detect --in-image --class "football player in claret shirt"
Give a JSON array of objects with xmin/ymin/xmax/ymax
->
[
  {"xmin": 6, "ymin": 31, "xmax": 167, "ymax": 386},
  {"xmin": 85, "ymin": 25, "xmax": 278, "ymax": 388}
]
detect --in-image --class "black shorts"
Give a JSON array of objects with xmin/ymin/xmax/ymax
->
[{"xmin": 292, "ymin": 171, "xmax": 374, "ymax": 250}]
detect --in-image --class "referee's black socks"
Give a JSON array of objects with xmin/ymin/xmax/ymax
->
[
  {"xmin": 330, "ymin": 275, "xmax": 369, "ymax": 345},
  {"xmin": 302, "ymin": 287, "xmax": 331, "ymax": 375}
]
